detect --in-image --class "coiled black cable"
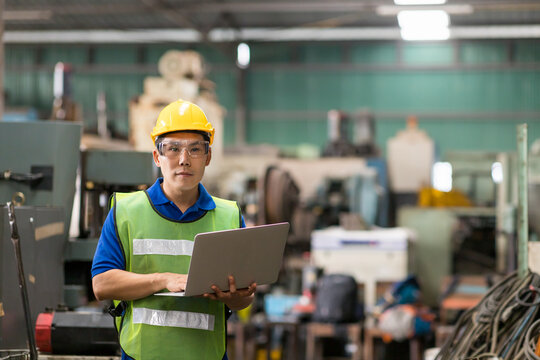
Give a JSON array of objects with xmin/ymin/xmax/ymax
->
[{"xmin": 434, "ymin": 271, "xmax": 540, "ymax": 360}]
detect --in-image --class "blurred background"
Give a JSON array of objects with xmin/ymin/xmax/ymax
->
[{"xmin": 2, "ymin": 1, "xmax": 540, "ymax": 359}]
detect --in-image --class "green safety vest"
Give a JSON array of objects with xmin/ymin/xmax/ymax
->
[{"xmin": 112, "ymin": 191, "xmax": 241, "ymax": 360}]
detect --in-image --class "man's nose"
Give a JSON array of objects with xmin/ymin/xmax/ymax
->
[{"xmin": 178, "ymin": 148, "xmax": 190, "ymax": 165}]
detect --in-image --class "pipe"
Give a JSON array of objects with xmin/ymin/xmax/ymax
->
[
  {"xmin": 7, "ymin": 202, "xmax": 38, "ymax": 360},
  {"xmin": 517, "ymin": 124, "xmax": 528, "ymax": 279}
]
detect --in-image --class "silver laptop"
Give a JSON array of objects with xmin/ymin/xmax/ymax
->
[{"xmin": 155, "ymin": 222, "xmax": 289, "ymax": 297}]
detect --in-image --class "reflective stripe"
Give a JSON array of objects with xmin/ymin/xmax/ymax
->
[
  {"xmin": 133, "ymin": 239, "xmax": 193, "ymax": 256},
  {"xmin": 132, "ymin": 307, "xmax": 215, "ymax": 331}
]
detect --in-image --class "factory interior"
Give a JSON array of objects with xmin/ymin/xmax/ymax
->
[{"xmin": 3, "ymin": 0, "xmax": 540, "ymax": 359}]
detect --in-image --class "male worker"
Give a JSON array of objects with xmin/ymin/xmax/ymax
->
[{"xmin": 91, "ymin": 99, "xmax": 255, "ymax": 360}]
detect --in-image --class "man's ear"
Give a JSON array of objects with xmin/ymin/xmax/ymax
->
[
  {"xmin": 153, "ymin": 149, "xmax": 161, "ymax": 167},
  {"xmin": 205, "ymin": 147, "xmax": 212, "ymax": 166}
]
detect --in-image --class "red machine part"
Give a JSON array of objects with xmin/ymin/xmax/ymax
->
[{"xmin": 35, "ymin": 312, "xmax": 53, "ymax": 353}]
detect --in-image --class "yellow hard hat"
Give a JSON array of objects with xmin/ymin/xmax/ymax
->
[{"xmin": 150, "ymin": 99, "xmax": 215, "ymax": 145}]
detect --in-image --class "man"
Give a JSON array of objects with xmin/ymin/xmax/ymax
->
[{"xmin": 92, "ymin": 99, "xmax": 255, "ymax": 360}]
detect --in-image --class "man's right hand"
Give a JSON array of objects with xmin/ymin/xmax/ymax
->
[
  {"xmin": 92, "ymin": 269, "xmax": 189, "ymax": 301},
  {"xmin": 162, "ymin": 273, "xmax": 188, "ymax": 292}
]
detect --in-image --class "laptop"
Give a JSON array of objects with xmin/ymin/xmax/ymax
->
[{"xmin": 155, "ymin": 222, "xmax": 289, "ymax": 297}]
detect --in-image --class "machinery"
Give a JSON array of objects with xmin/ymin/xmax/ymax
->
[
  {"xmin": 77, "ymin": 148, "xmax": 156, "ymax": 239},
  {"xmin": 0, "ymin": 121, "xmax": 80, "ymax": 350},
  {"xmin": 0, "ymin": 121, "xmax": 132, "ymax": 355},
  {"xmin": 50, "ymin": 62, "xmax": 81, "ymax": 122},
  {"xmin": 35, "ymin": 310, "xmax": 118, "ymax": 355},
  {"xmin": 322, "ymin": 109, "xmax": 377, "ymax": 157},
  {"xmin": 311, "ymin": 226, "xmax": 411, "ymax": 310}
]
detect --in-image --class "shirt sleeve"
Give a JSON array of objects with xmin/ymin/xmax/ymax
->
[{"xmin": 91, "ymin": 207, "xmax": 126, "ymax": 278}]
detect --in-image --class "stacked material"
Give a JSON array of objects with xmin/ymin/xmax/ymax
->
[
  {"xmin": 436, "ymin": 271, "xmax": 540, "ymax": 360},
  {"xmin": 386, "ymin": 117, "xmax": 434, "ymax": 193},
  {"xmin": 129, "ymin": 50, "xmax": 226, "ymax": 155}
]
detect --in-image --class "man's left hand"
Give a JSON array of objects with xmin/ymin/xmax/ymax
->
[{"xmin": 203, "ymin": 275, "xmax": 256, "ymax": 311}]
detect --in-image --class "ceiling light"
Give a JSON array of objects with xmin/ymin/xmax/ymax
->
[
  {"xmin": 394, "ymin": 0, "xmax": 446, "ymax": 4},
  {"xmin": 237, "ymin": 42, "xmax": 250, "ymax": 69},
  {"xmin": 432, "ymin": 162, "xmax": 452, "ymax": 192},
  {"xmin": 397, "ymin": 10, "xmax": 450, "ymax": 29},
  {"xmin": 491, "ymin": 162, "xmax": 503, "ymax": 184},
  {"xmin": 397, "ymin": 10, "xmax": 450, "ymax": 41}
]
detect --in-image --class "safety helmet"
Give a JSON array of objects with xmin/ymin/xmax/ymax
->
[{"xmin": 150, "ymin": 99, "xmax": 215, "ymax": 145}]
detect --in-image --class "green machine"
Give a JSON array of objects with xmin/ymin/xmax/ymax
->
[
  {"xmin": 0, "ymin": 120, "xmax": 81, "ymax": 349},
  {"xmin": 0, "ymin": 121, "xmax": 157, "ymax": 350},
  {"xmin": 398, "ymin": 150, "xmax": 518, "ymax": 307},
  {"xmin": 0, "ymin": 121, "xmax": 81, "ymax": 225}
]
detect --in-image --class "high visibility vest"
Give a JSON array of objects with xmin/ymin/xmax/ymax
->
[{"xmin": 112, "ymin": 191, "xmax": 240, "ymax": 360}]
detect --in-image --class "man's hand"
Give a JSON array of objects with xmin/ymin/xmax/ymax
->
[
  {"xmin": 203, "ymin": 275, "xmax": 256, "ymax": 311},
  {"xmin": 92, "ymin": 270, "xmax": 188, "ymax": 301},
  {"xmin": 162, "ymin": 273, "xmax": 188, "ymax": 292}
]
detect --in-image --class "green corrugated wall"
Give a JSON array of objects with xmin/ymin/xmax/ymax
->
[{"xmin": 4, "ymin": 40, "xmax": 540, "ymax": 156}]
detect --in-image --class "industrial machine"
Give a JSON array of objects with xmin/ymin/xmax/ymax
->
[
  {"xmin": 35, "ymin": 310, "xmax": 118, "ymax": 355},
  {"xmin": 77, "ymin": 148, "xmax": 157, "ymax": 239},
  {"xmin": 0, "ymin": 121, "xmax": 81, "ymax": 350},
  {"xmin": 0, "ymin": 121, "xmax": 134, "ymax": 355},
  {"xmin": 322, "ymin": 109, "xmax": 377, "ymax": 157}
]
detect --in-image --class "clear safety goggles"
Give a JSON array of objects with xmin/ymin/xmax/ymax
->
[{"xmin": 158, "ymin": 140, "xmax": 209, "ymax": 159}]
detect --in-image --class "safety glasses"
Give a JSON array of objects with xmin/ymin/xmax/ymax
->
[{"xmin": 158, "ymin": 140, "xmax": 209, "ymax": 159}]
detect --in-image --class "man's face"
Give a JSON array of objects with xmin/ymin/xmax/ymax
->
[{"xmin": 152, "ymin": 132, "xmax": 211, "ymax": 195}]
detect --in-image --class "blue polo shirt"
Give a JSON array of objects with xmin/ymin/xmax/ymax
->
[{"xmin": 92, "ymin": 177, "xmax": 243, "ymax": 360}]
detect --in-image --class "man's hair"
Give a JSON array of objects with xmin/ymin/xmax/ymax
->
[{"xmin": 155, "ymin": 130, "xmax": 211, "ymax": 148}]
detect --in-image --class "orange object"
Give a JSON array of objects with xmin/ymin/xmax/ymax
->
[{"xmin": 418, "ymin": 187, "xmax": 473, "ymax": 207}]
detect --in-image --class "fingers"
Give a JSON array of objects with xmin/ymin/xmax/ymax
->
[
  {"xmin": 203, "ymin": 284, "xmax": 223, "ymax": 300},
  {"xmin": 237, "ymin": 283, "xmax": 256, "ymax": 298},
  {"xmin": 248, "ymin": 282, "xmax": 257, "ymax": 295},
  {"xmin": 228, "ymin": 275, "xmax": 237, "ymax": 293},
  {"xmin": 205, "ymin": 280, "xmax": 257, "ymax": 301},
  {"xmin": 211, "ymin": 284, "xmax": 225, "ymax": 297},
  {"xmin": 227, "ymin": 283, "xmax": 256, "ymax": 297},
  {"xmin": 227, "ymin": 276, "xmax": 256, "ymax": 295},
  {"xmin": 164, "ymin": 273, "xmax": 188, "ymax": 292}
]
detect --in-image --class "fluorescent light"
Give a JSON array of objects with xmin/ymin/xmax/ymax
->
[
  {"xmin": 53, "ymin": 62, "xmax": 66, "ymax": 98},
  {"xmin": 237, "ymin": 42, "xmax": 250, "ymax": 68},
  {"xmin": 395, "ymin": 0, "xmax": 446, "ymax": 4},
  {"xmin": 398, "ymin": 10, "xmax": 450, "ymax": 41},
  {"xmin": 432, "ymin": 162, "xmax": 452, "ymax": 192},
  {"xmin": 491, "ymin": 162, "xmax": 503, "ymax": 184},
  {"xmin": 398, "ymin": 10, "xmax": 449, "ymax": 28}
]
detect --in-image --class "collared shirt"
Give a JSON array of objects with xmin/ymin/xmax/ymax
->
[{"xmin": 91, "ymin": 178, "xmax": 241, "ymax": 360}]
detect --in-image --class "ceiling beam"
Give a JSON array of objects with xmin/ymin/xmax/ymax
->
[
  {"xmin": 4, "ymin": 4, "xmax": 147, "ymax": 16},
  {"xmin": 5, "ymin": 1, "xmax": 540, "ymax": 18},
  {"xmin": 138, "ymin": 1, "xmax": 540, "ymax": 13},
  {"xmin": 138, "ymin": 0, "xmax": 201, "ymax": 30},
  {"xmin": 6, "ymin": 25, "xmax": 540, "ymax": 43}
]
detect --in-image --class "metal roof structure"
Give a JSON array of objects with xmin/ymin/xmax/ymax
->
[{"xmin": 4, "ymin": 0, "xmax": 540, "ymax": 42}]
